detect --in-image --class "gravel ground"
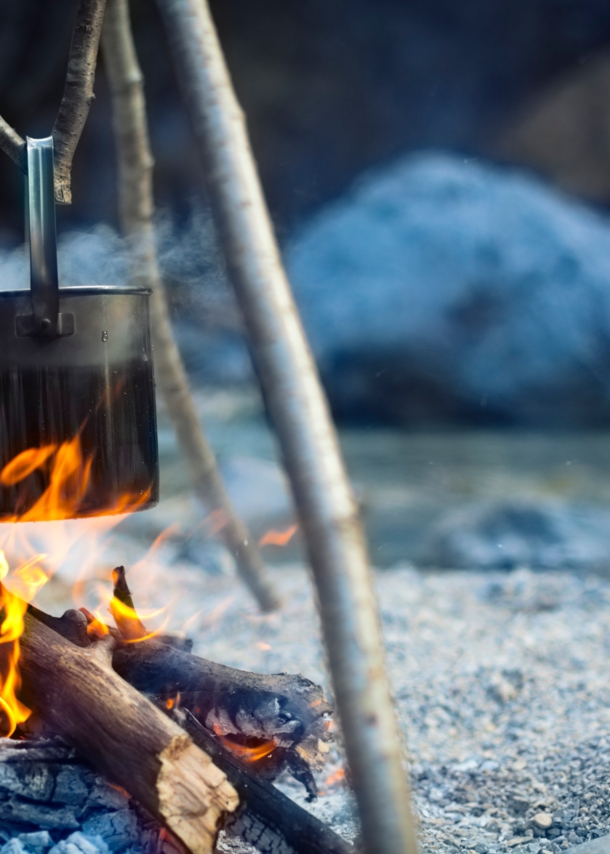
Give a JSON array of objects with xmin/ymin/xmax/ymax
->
[
  {"xmin": 107, "ymin": 559, "xmax": 610, "ymax": 854},
  {"xmin": 10, "ymin": 542, "xmax": 610, "ymax": 853}
]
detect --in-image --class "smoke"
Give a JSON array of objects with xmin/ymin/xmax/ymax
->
[{"xmin": 0, "ymin": 207, "xmax": 254, "ymax": 385}]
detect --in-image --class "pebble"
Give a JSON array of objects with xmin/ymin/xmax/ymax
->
[{"xmin": 533, "ymin": 815, "xmax": 554, "ymax": 830}]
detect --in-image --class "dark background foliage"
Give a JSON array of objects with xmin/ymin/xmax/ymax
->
[{"xmin": 1, "ymin": 0, "xmax": 610, "ymax": 242}]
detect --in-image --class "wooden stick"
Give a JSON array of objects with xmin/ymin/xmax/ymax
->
[
  {"xmin": 101, "ymin": 0, "xmax": 281, "ymax": 613},
  {"xmin": 52, "ymin": 0, "xmax": 108, "ymax": 204},
  {"xmin": 154, "ymin": 3, "xmax": 418, "ymax": 853},
  {"xmin": 0, "ymin": 116, "xmax": 26, "ymax": 172},
  {"xmin": 14, "ymin": 608, "xmax": 238, "ymax": 854}
]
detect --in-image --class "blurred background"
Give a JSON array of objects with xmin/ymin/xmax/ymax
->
[{"xmin": 5, "ymin": 0, "xmax": 610, "ymax": 573}]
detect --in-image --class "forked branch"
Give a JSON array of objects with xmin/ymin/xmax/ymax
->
[
  {"xmin": 0, "ymin": 0, "xmax": 107, "ymax": 203},
  {"xmin": 52, "ymin": 0, "xmax": 108, "ymax": 203}
]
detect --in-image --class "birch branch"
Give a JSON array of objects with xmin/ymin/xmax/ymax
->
[
  {"xmin": 101, "ymin": 0, "xmax": 281, "ymax": 612},
  {"xmin": 0, "ymin": 116, "xmax": 26, "ymax": 172},
  {"xmin": 155, "ymin": 2, "xmax": 418, "ymax": 853},
  {"xmin": 52, "ymin": 0, "xmax": 108, "ymax": 204}
]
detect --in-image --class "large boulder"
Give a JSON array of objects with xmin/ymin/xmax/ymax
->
[{"xmin": 286, "ymin": 152, "xmax": 610, "ymax": 427}]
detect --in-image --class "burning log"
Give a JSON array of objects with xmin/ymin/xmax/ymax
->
[
  {"xmin": 0, "ymin": 0, "xmax": 107, "ymax": 203},
  {"xmin": 107, "ymin": 566, "xmax": 332, "ymax": 800},
  {"xmin": 177, "ymin": 708, "xmax": 356, "ymax": 854},
  {"xmin": 8, "ymin": 607, "xmax": 238, "ymax": 854},
  {"xmin": 6, "ymin": 567, "xmax": 354, "ymax": 854}
]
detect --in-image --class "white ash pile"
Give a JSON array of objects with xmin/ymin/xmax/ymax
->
[{"xmin": 0, "ymin": 739, "xmax": 172, "ymax": 854}]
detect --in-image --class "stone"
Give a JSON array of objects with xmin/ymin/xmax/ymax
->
[
  {"xmin": 48, "ymin": 833, "xmax": 109, "ymax": 854},
  {"xmin": 16, "ymin": 833, "xmax": 53, "ymax": 852},
  {"xmin": 421, "ymin": 499, "xmax": 610, "ymax": 570},
  {"xmin": 286, "ymin": 152, "xmax": 610, "ymax": 428},
  {"xmin": 533, "ymin": 814, "xmax": 554, "ymax": 830},
  {"xmin": 509, "ymin": 795, "xmax": 531, "ymax": 815}
]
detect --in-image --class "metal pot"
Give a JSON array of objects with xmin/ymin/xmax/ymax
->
[{"xmin": 0, "ymin": 137, "xmax": 159, "ymax": 520}]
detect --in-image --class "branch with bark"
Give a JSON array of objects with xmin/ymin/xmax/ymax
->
[
  {"xmin": 101, "ymin": 0, "xmax": 281, "ymax": 612},
  {"xmin": 0, "ymin": 0, "xmax": 107, "ymax": 203},
  {"xmin": 155, "ymin": 2, "xmax": 417, "ymax": 853}
]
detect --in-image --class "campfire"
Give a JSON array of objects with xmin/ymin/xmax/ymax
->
[
  {"xmin": 0, "ymin": 437, "xmax": 352, "ymax": 854},
  {"xmin": 0, "ymin": 0, "xmax": 416, "ymax": 851}
]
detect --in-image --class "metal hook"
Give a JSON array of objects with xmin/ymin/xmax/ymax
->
[{"xmin": 26, "ymin": 136, "xmax": 59, "ymax": 337}]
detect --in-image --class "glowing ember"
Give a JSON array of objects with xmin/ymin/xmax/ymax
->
[
  {"xmin": 324, "ymin": 768, "xmax": 345, "ymax": 787},
  {"xmin": 259, "ymin": 524, "xmax": 298, "ymax": 547},
  {"xmin": 0, "ymin": 550, "xmax": 49, "ymax": 736},
  {"xmin": 212, "ymin": 723, "xmax": 277, "ymax": 764}
]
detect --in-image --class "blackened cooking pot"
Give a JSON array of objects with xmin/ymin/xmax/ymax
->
[{"xmin": 0, "ymin": 137, "xmax": 158, "ymax": 520}]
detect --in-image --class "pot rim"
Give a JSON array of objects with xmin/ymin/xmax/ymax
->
[{"xmin": 0, "ymin": 285, "xmax": 152, "ymax": 298}]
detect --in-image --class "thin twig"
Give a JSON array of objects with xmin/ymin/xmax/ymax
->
[
  {"xmin": 101, "ymin": 0, "xmax": 281, "ymax": 612},
  {"xmin": 52, "ymin": 0, "xmax": 108, "ymax": 204},
  {"xmin": 0, "ymin": 116, "xmax": 26, "ymax": 172},
  {"xmin": 155, "ymin": 2, "xmax": 418, "ymax": 853}
]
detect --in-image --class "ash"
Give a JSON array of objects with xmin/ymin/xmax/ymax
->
[{"xmin": 0, "ymin": 739, "xmax": 176, "ymax": 854}]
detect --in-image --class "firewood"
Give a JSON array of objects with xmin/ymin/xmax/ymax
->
[
  {"xmin": 9, "ymin": 608, "xmax": 238, "ymax": 854},
  {"xmin": 22, "ymin": 592, "xmax": 350, "ymax": 854},
  {"xmin": 106, "ymin": 567, "xmax": 332, "ymax": 800},
  {"xmin": 112, "ymin": 637, "xmax": 332, "ymax": 800},
  {"xmin": 175, "ymin": 708, "xmax": 357, "ymax": 854},
  {"xmin": 28, "ymin": 591, "xmax": 332, "ymax": 801}
]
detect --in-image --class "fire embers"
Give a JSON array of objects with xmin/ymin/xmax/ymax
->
[{"xmin": 187, "ymin": 680, "xmax": 333, "ymax": 801}]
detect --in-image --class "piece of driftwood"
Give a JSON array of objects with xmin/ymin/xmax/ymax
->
[
  {"xmin": 7, "ymin": 606, "xmax": 238, "ymax": 854},
  {"xmin": 0, "ymin": 0, "xmax": 106, "ymax": 203},
  {"xmin": 101, "ymin": 0, "xmax": 280, "ymax": 613},
  {"xmin": 154, "ymin": 3, "xmax": 417, "ymax": 852},
  {"xmin": 176, "ymin": 708, "xmax": 357, "ymax": 854}
]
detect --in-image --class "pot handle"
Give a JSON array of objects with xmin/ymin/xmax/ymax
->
[{"xmin": 26, "ymin": 136, "xmax": 59, "ymax": 336}]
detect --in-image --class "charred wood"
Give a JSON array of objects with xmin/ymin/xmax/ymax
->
[
  {"xmin": 9, "ymin": 608, "xmax": 238, "ymax": 854},
  {"xmin": 176, "ymin": 708, "xmax": 356, "ymax": 854}
]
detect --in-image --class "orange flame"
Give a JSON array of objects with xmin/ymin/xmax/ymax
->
[
  {"xmin": 0, "ymin": 435, "xmax": 150, "ymax": 522},
  {"xmin": 0, "ymin": 434, "xmax": 153, "ymax": 735},
  {"xmin": 0, "ymin": 551, "xmax": 49, "ymax": 736},
  {"xmin": 212, "ymin": 723, "xmax": 277, "ymax": 763},
  {"xmin": 259, "ymin": 524, "xmax": 298, "ymax": 547},
  {"xmin": 325, "ymin": 768, "xmax": 345, "ymax": 787},
  {"xmin": 108, "ymin": 596, "xmax": 169, "ymax": 643}
]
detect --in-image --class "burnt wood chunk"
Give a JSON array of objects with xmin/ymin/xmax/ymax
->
[
  {"xmin": 112, "ymin": 639, "xmax": 332, "ymax": 800},
  {"xmin": 8, "ymin": 608, "xmax": 238, "ymax": 854},
  {"xmin": 176, "ymin": 709, "xmax": 357, "ymax": 854}
]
